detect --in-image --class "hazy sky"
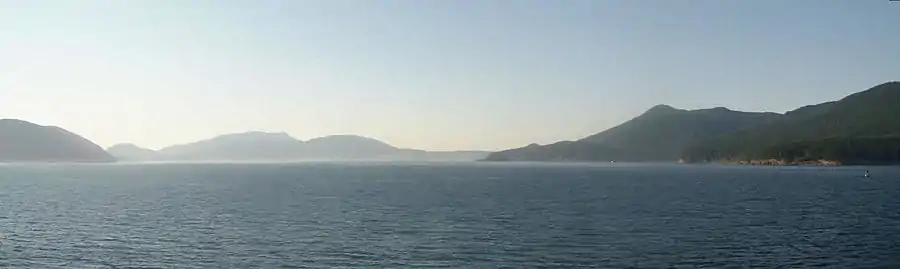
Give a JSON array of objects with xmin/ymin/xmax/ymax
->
[{"xmin": 1, "ymin": 1, "xmax": 898, "ymax": 151}]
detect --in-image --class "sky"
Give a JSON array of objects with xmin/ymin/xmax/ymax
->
[{"xmin": 1, "ymin": 1, "xmax": 898, "ymax": 151}]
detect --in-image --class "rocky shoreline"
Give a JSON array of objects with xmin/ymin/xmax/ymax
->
[
  {"xmin": 734, "ymin": 159, "xmax": 840, "ymax": 166},
  {"xmin": 679, "ymin": 158, "xmax": 842, "ymax": 166}
]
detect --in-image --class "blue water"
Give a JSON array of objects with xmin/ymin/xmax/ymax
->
[{"xmin": 0, "ymin": 162, "xmax": 898, "ymax": 268}]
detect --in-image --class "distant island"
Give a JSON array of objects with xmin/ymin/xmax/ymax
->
[
  {"xmin": 0, "ymin": 120, "xmax": 488, "ymax": 163},
  {"xmin": 483, "ymin": 81, "xmax": 900, "ymax": 165},
  {"xmin": 108, "ymin": 133, "xmax": 489, "ymax": 162},
  {"xmin": 0, "ymin": 119, "xmax": 114, "ymax": 163}
]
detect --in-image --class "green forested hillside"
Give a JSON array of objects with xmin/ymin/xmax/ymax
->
[
  {"xmin": 486, "ymin": 81, "xmax": 900, "ymax": 164},
  {"xmin": 756, "ymin": 136, "xmax": 900, "ymax": 165},
  {"xmin": 682, "ymin": 81, "xmax": 900, "ymax": 163},
  {"xmin": 483, "ymin": 105, "xmax": 778, "ymax": 162}
]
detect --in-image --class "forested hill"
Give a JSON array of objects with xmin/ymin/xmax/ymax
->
[
  {"xmin": 681, "ymin": 81, "xmax": 900, "ymax": 164},
  {"xmin": 482, "ymin": 105, "xmax": 779, "ymax": 162},
  {"xmin": 484, "ymin": 81, "xmax": 900, "ymax": 165}
]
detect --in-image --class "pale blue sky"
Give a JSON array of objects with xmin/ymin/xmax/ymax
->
[{"xmin": 1, "ymin": 1, "xmax": 898, "ymax": 151}]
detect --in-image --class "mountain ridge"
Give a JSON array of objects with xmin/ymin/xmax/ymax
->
[
  {"xmin": 484, "ymin": 81, "xmax": 900, "ymax": 164},
  {"xmin": 484, "ymin": 105, "xmax": 780, "ymax": 162},
  {"xmin": 108, "ymin": 133, "xmax": 489, "ymax": 162},
  {"xmin": 682, "ymin": 81, "xmax": 900, "ymax": 164}
]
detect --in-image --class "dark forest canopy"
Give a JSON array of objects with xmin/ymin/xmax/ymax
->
[
  {"xmin": 485, "ymin": 81, "xmax": 900, "ymax": 165},
  {"xmin": 682, "ymin": 81, "xmax": 900, "ymax": 164}
]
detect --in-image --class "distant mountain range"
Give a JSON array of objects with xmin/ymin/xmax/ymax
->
[
  {"xmin": 107, "ymin": 133, "xmax": 489, "ymax": 162},
  {"xmin": 3, "ymin": 81, "xmax": 898, "ymax": 165},
  {"xmin": 0, "ymin": 120, "xmax": 487, "ymax": 163},
  {"xmin": 484, "ymin": 81, "xmax": 900, "ymax": 165}
]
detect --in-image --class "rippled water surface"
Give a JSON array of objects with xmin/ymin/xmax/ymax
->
[{"xmin": 0, "ymin": 162, "xmax": 898, "ymax": 268}]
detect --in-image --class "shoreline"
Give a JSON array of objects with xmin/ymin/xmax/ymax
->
[{"xmin": 718, "ymin": 159, "xmax": 842, "ymax": 166}]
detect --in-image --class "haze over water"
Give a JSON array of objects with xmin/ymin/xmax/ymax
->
[
  {"xmin": 2, "ymin": 1, "xmax": 899, "ymax": 151},
  {"xmin": 2, "ymin": 1, "xmax": 900, "ymax": 267},
  {"xmin": 0, "ymin": 163, "xmax": 898, "ymax": 268}
]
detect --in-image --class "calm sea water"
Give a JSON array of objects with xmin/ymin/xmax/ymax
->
[{"xmin": 0, "ymin": 162, "xmax": 898, "ymax": 268}]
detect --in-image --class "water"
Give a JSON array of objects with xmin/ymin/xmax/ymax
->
[{"xmin": 0, "ymin": 162, "xmax": 898, "ymax": 268}]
